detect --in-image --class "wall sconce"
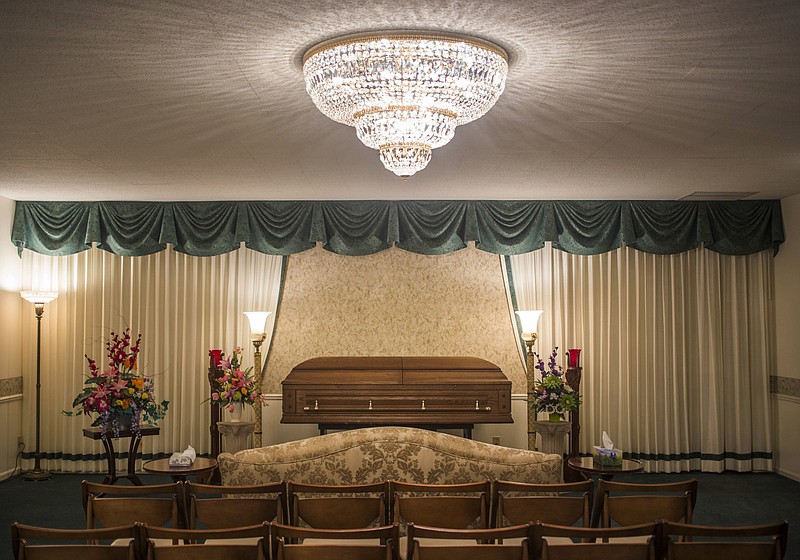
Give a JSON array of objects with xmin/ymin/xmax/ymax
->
[
  {"xmin": 244, "ymin": 311, "xmax": 271, "ymax": 447},
  {"xmin": 516, "ymin": 309, "xmax": 543, "ymax": 451},
  {"xmin": 20, "ymin": 290, "xmax": 58, "ymax": 481}
]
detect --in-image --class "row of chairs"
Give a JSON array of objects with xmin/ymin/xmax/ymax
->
[
  {"xmin": 81, "ymin": 477, "xmax": 699, "ymax": 533},
  {"xmin": 11, "ymin": 518, "xmax": 789, "ymax": 560}
]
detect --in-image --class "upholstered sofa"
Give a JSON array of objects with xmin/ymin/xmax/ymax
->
[{"xmin": 218, "ymin": 426, "xmax": 562, "ymax": 486}]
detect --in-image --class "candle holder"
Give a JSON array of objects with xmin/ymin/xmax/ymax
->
[{"xmin": 568, "ymin": 348, "xmax": 581, "ymax": 368}]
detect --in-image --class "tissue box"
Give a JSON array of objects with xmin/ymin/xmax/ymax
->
[{"xmin": 593, "ymin": 446, "xmax": 623, "ymax": 467}]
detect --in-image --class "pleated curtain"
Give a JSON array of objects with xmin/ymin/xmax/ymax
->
[
  {"xmin": 509, "ymin": 244, "xmax": 774, "ymax": 473},
  {"xmin": 19, "ymin": 246, "xmax": 283, "ymax": 473}
]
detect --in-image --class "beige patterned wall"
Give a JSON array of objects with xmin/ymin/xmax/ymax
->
[{"xmin": 265, "ymin": 245, "xmax": 526, "ymax": 393}]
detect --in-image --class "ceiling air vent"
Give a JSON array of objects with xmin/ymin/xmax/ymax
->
[{"xmin": 679, "ymin": 191, "xmax": 758, "ymax": 201}]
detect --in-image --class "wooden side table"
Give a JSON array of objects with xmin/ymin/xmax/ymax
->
[
  {"xmin": 142, "ymin": 457, "xmax": 218, "ymax": 482},
  {"xmin": 567, "ymin": 456, "xmax": 643, "ymax": 528},
  {"xmin": 82, "ymin": 425, "xmax": 160, "ymax": 485}
]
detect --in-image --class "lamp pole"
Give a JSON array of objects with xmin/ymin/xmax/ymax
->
[
  {"xmin": 244, "ymin": 311, "xmax": 271, "ymax": 448},
  {"xmin": 524, "ymin": 334, "xmax": 538, "ymax": 452},
  {"xmin": 251, "ymin": 335, "xmax": 265, "ymax": 448},
  {"xmin": 21, "ymin": 291, "xmax": 58, "ymax": 481},
  {"xmin": 516, "ymin": 310, "xmax": 543, "ymax": 452}
]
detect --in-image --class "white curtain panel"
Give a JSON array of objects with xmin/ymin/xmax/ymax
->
[
  {"xmin": 19, "ymin": 246, "xmax": 283, "ymax": 473},
  {"xmin": 510, "ymin": 244, "xmax": 774, "ymax": 473}
]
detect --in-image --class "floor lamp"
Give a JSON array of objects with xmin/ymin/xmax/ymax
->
[
  {"xmin": 20, "ymin": 290, "xmax": 58, "ymax": 482},
  {"xmin": 516, "ymin": 310, "xmax": 543, "ymax": 452},
  {"xmin": 244, "ymin": 311, "xmax": 271, "ymax": 448}
]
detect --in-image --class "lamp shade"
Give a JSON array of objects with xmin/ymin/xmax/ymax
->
[
  {"xmin": 244, "ymin": 311, "xmax": 271, "ymax": 339},
  {"xmin": 516, "ymin": 310, "xmax": 543, "ymax": 335},
  {"xmin": 20, "ymin": 290, "xmax": 58, "ymax": 304}
]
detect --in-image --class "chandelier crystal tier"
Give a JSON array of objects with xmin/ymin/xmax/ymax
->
[{"xmin": 303, "ymin": 31, "xmax": 509, "ymax": 177}]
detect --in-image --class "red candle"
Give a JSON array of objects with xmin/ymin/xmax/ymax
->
[
  {"xmin": 209, "ymin": 349, "xmax": 223, "ymax": 368},
  {"xmin": 568, "ymin": 348, "xmax": 581, "ymax": 368}
]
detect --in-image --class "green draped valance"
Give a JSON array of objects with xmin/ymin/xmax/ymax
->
[{"xmin": 12, "ymin": 200, "xmax": 784, "ymax": 257}]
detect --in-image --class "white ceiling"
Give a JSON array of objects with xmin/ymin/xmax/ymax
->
[{"xmin": 2, "ymin": 0, "xmax": 799, "ymax": 201}]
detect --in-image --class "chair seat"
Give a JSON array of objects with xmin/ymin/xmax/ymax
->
[
  {"xmin": 597, "ymin": 535, "xmax": 652, "ymax": 544},
  {"xmin": 500, "ymin": 536, "xmax": 575, "ymax": 547},
  {"xmin": 301, "ymin": 537, "xmax": 382, "ymax": 547},
  {"xmin": 400, "ymin": 536, "xmax": 479, "ymax": 560},
  {"xmin": 114, "ymin": 537, "xmax": 177, "ymax": 547},
  {"xmin": 204, "ymin": 537, "xmax": 262, "ymax": 546}
]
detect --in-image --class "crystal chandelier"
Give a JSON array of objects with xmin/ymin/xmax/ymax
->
[{"xmin": 303, "ymin": 31, "xmax": 509, "ymax": 178}]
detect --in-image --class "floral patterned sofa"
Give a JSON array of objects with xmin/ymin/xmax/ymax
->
[{"xmin": 218, "ymin": 426, "xmax": 562, "ymax": 486}]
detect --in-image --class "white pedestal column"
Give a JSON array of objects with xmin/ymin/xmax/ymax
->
[
  {"xmin": 217, "ymin": 421, "xmax": 256, "ymax": 454},
  {"xmin": 533, "ymin": 420, "xmax": 571, "ymax": 455}
]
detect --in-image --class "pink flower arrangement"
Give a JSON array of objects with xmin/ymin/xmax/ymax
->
[
  {"xmin": 65, "ymin": 329, "xmax": 169, "ymax": 436},
  {"xmin": 210, "ymin": 346, "xmax": 264, "ymax": 411}
]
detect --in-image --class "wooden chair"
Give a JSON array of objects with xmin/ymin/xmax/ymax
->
[
  {"xmin": 531, "ymin": 521, "xmax": 662, "ymax": 560},
  {"xmin": 271, "ymin": 522, "xmax": 400, "ymax": 560},
  {"xmin": 599, "ymin": 479, "xmax": 697, "ymax": 531},
  {"xmin": 11, "ymin": 523, "xmax": 139, "ymax": 560},
  {"xmin": 140, "ymin": 524, "xmax": 270, "ymax": 559},
  {"xmin": 391, "ymin": 480, "xmax": 491, "ymax": 529},
  {"xmin": 82, "ymin": 481, "xmax": 185, "ymax": 530},
  {"xmin": 391, "ymin": 480, "xmax": 492, "ymax": 560},
  {"xmin": 407, "ymin": 523, "xmax": 534, "ymax": 560},
  {"xmin": 185, "ymin": 481, "xmax": 287, "ymax": 529},
  {"xmin": 288, "ymin": 481, "xmax": 389, "ymax": 530},
  {"xmin": 493, "ymin": 481, "xmax": 592, "ymax": 529},
  {"xmin": 665, "ymin": 520, "xmax": 789, "ymax": 560}
]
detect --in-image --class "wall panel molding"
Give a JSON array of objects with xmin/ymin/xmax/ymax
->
[
  {"xmin": 0, "ymin": 376, "xmax": 22, "ymax": 399},
  {"xmin": 771, "ymin": 375, "xmax": 800, "ymax": 399}
]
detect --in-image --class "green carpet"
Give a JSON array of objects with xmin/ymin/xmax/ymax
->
[{"xmin": 1, "ymin": 471, "xmax": 797, "ymax": 559}]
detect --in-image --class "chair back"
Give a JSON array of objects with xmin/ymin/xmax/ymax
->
[
  {"xmin": 665, "ymin": 520, "xmax": 788, "ymax": 560},
  {"xmin": 141, "ymin": 524, "xmax": 269, "ymax": 560},
  {"xmin": 186, "ymin": 481, "xmax": 286, "ymax": 528},
  {"xmin": 82, "ymin": 481, "xmax": 184, "ymax": 529},
  {"xmin": 271, "ymin": 522, "xmax": 400, "ymax": 560},
  {"xmin": 532, "ymin": 521, "xmax": 661, "ymax": 560},
  {"xmin": 288, "ymin": 481, "xmax": 388, "ymax": 529},
  {"xmin": 391, "ymin": 481, "xmax": 491, "ymax": 529},
  {"xmin": 407, "ymin": 523, "xmax": 533, "ymax": 560},
  {"xmin": 11, "ymin": 522, "xmax": 138, "ymax": 560},
  {"xmin": 599, "ymin": 479, "xmax": 697, "ymax": 528},
  {"xmin": 494, "ymin": 480, "xmax": 592, "ymax": 528}
]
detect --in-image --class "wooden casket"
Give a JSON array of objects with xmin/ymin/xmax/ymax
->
[{"xmin": 281, "ymin": 356, "xmax": 512, "ymax": 438}]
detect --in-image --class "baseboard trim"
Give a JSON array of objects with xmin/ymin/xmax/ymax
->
[
  {"xmin": 0, "ymin": 466, "xmax": 18, "ymax": 479},
  {"xmin": 773, "ymin": 393, "xmax": 800, "ymax": 405},
  {"xmin": 776, "ymin": 466, "xmax": 800, "ymax": 482}
]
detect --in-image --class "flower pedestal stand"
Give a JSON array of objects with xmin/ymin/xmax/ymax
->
[
  {"xmin": 217, "ymin": 421, "xmax": 255, "ymax": 454},
  {"xmin": 533, "ymin": 420, "xmax": 571, "ymax": 456}
]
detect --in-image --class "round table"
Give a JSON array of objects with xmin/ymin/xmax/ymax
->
[
  {"xmin": 142, "ymin": 457, "xmax": 218, "ymax": 482},
  {"xmin": 567, "ymin": 456, "xmax": 643, "ymax": 479},
  {"xmin": 567, "ymin": 456, "xmax": 643, "ymax": 527}
]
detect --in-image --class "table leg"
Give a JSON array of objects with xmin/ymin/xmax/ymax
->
[
  {"xmin": 100, "ymin": 436, "xmax": 117, "ymax": 485},
  {"xmin": 587, "ymin": 474, "xmax": 616, "ymax": 529},
  {"xmin": 126, "ymin": 433, "xmax": 144, "ymax": 485},
  {"xmin": 570, "ymin": 468, "xmax": 609, "ymax": 529}
]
